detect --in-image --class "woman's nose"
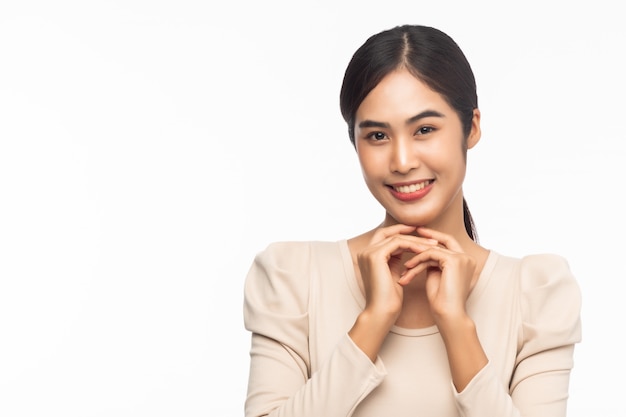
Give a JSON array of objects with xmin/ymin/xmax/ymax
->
[{"xmin": 390, "ymin": 138, "xmax": 419, "ymax": 174}]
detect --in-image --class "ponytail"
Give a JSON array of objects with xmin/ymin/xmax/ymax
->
[{"xmin": 462, "ymin": 197, "xmax": 478, "ymax": 242}]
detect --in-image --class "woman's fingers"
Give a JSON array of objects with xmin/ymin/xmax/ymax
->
[
  {"xmin": 403, "ymin": 245, "xmax": 453, "ymax": 269},
  {"xmin": 416, "ymin": 227, "xmax": 462, "ymax": 252},
  {"xmin": 372, "ymin": 224, "xmax": 417, "ymax": 242},
  {"xmin": 398, "ymin": 246, "xmax": 451, "ymax": 285},
  {"xmin": 359, "ymin": 225, "xmax": 442, "ymax": 302},
  {"xmin": 398, "ymin": 259, "xmax": 439, "ymax": 285},
  {"xmin": 358, "ymin": 231, "xmax": 440, "ymax": 295},
  {"xmin": 365, "ymin": 227, "xmax": 438, "ymax": 262},
  {"xmin": 362, "ymin": 236, "xmax": 433, "ymax": 267},
  {"xmin": 399, "ymin": 245, "xmax": 475, "ymax": 289}
]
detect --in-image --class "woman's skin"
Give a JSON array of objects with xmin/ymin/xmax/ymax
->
[{"xmin": 347, "ymin": 68, "xmax": 490, "ymax": 392}]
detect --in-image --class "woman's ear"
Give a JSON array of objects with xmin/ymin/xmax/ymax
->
[{"xmin": 467, "ymin": 108, "xmax": 481, "ymax": 149}]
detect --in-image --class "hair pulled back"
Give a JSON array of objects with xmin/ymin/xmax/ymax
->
[{"xmin": 339, "ymin": 25, "xmax": 479, "ymax": 241}]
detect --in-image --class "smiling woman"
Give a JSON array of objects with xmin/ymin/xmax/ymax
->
[
  {"xmin": 352, "ymin": 69, "xmax": 479, "ymax": 234},
  {"xmin": 242, "ymin": 25, "xmax": 581, "ymax": 417}
]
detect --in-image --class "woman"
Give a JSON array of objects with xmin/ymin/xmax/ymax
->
[{"xmin": 243, "ymin": 24, "xmax": 581, "ymax": 417}]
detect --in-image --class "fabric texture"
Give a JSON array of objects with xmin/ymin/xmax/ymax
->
[{"xmin": 243, "ymin": 240, "xmax": 582, "ymax": 417}]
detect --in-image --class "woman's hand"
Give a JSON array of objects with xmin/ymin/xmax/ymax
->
[
  {"xmin": 397, "ymin": 227, "xmax": 487, "ymax": 391},
  {"xmin": 349, "ymin": 224, "xmax": 438, "ymax": 361},
  {"xmin": 358, "ymin": 224, "xmax": 438, "ymax": 318},
  {"xmin": 398, "ymin": 227, "xmax": 478, "ymax": 324}
]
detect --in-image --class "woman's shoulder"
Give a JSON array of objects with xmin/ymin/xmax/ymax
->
[
  {"xmin": 512, "ymin": 252, "xmax": 578, "ymax": 292},
  {"xmin": 501, "ymin": 252, "xmax": 583, "ymax": 361},
  {"xmin": 246, "ymin": 240, "xmax": 347, "ymax": 286},
  {"xmin": 254, "ymin": 240, "xmax": 346, "ymax": 264},
  {"xmin": 484, "ymin": 251, "xmax": 580, "ymax": 306},
  {"xmin": 243, "ymin": 240, "xmax": 347, "ymax": 320},
  {"xmin": 489, "ymin": 251, "xmax": 575, "ymax": 283},
  {"xmin": 489, "ymin": 251, "xmax": 581, "ymax": 330}
]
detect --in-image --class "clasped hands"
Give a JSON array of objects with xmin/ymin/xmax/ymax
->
[{"xmin": 356, "ymin": 224, "xmax": 478, "ymax": 324}]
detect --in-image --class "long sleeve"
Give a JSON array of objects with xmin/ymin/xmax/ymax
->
[
  {"xmin": 454, "ymin": 254, "xmax": 582, "ymax": 417},
  {"xmin": 243, "ymin": 242, "xmax": 386, "ymax": 417}
]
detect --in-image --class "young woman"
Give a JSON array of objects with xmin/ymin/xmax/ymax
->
[{"xmin": 243, "ymin": 25, "xmax": 581, "ymax": 417}]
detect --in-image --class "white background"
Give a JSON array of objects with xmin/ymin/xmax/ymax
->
[{"xmin": 1, "ymin": 1, "xmax": 624, "ymax": 416}]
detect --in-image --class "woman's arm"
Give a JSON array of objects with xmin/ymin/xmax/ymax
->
[
  {"xmin": 244, "ymin": 242, "xmax": 387, "ymax": 417},
  {"xmin": 401, "ymin": 231, "xmax": 581, "ymax": 416},
  {"xmin": 455, "ymin": 255, "xmax": 581, "ymax": 417}
]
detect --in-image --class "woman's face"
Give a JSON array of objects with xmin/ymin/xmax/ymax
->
[{"xmin": 354, "ymin": 69, "xmax": 480, "ymax": 229}]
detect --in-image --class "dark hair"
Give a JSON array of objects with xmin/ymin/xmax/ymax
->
[{"xmin": 339, "ymin": 24, "xmax": 479, "ymax": 241}]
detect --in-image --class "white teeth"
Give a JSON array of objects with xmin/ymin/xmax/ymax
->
[{"xmin": 394, "ymin": 181, "xmax": 431, "ymax": 193}]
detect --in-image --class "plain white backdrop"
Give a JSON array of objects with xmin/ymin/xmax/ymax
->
[{"xmin": 1, "ymin": 1, "xmax": 624, "ymax": 416}]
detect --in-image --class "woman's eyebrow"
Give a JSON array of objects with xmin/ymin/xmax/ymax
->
[
  {"xmin": 358, "ymin": 110, "xmax": 445, "ymax": 130},
  {"xmin": 358, "ymin": 120, "xmax": 390, "ymax": 129},
  {"xmin": 406, "ymin": 110, "xmax": 445, "ymax": 124}
]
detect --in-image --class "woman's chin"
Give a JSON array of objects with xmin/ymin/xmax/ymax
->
[{"xmin": 384, "ymin": 212, "xmax": 432, "ymax": 228}]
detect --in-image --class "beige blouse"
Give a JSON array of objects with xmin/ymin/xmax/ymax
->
[{"xmin": 243, "ymin": 240, "xmax": 582, "ymax": 417}]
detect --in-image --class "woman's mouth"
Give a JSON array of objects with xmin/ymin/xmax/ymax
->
[
  {"xmin": 392, "ymin": 180, "xmax": 433, "ymax": 194},
  {"xmin": 388, "ymin": 180, "xmax": 434, "ymax": 201}
]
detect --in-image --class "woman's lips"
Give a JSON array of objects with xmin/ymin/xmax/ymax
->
[{"xmin": 388, "ymin": 179, "xmax": 434, "ymax": 201}]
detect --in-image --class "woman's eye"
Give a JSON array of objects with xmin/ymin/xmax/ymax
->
[
  {"xmin": 368, "ymin": 131, "xmax": 387, "ymax": 141},
  {"xmin": 416, "ymin": 126, "xmax": 435, "ymax": 135}
]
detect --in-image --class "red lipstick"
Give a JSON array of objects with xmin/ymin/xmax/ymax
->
[{"xmin": 388, "ymin": 180, "xmax": 434, "ymax": 202}]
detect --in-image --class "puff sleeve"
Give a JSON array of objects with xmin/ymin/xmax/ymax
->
[
  {"xmin": 243, "ymin": 242, "xmax": 386, "ymax": 417},
  {"xmin": 455, "ymin": 254, "xmax": 582, "ymax": 417},
  {"xmin": 510, "ymin": 254, "xmax": 582, "ymax": 415}
]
